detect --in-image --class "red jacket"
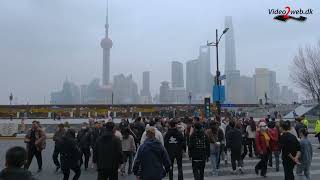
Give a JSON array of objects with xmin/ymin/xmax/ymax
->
[
  {"xmin": 268, "ymin": 128, "xmax": 280, "ymax": 152},
  {"xmin": 255, "ymin": 131, "xmax": 270, "ymax": 154}
]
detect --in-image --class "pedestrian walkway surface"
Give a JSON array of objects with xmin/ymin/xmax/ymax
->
[{"xmin": 0, "ymin": 138, "xmax": 319, "ymax": 180}]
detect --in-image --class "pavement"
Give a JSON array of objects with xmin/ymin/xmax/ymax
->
[{"xmin": 0, "ymin": 137, "xmax": 319, "ymax": 180}]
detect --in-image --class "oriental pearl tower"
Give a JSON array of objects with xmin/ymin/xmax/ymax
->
[{"xmin": 101, "ymin": 0, "xmax": 113, "ymax": 85}]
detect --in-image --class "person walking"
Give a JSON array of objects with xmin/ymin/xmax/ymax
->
[
  {"xmin": 315, "ymin": 117, "xmax": 320, "ymax": 149},
  {"xmin": 24, "ymin": 121, "xmax": 46, "ymax": 172},
  {"xmin": 120, "ymin": 127, "xmax": 136, "ymax": 176},
  {"xmin": 295, "ymin": 117, "xmax": 307, "ymax": 138},
  {"xmin": 0, "ymin": 147, "xmax": 36, "ymax": 180},
  {"xmin": 95, "ymin": 122, "xmax": 123, "ymax": 180},
  {"xmin": 140, "ymin": 120, "xmax": 164, "ymax": 146},
  {"xmin": 296, "ymin": 128, "xmax": 313, "ymax": 180},
  {"xmin": 267, "ymin": 120, "xmax": 280, "ymax": 171},
  {"xmin": 280, "ymin": 120, "xmax": 301, "ymax": 180},
  {"xmin": 91, "ymin": 121, "xmax": 103, "ymax": 166},
  {"xmin": 226, "ymin": 120, "xmax": 243, "ymax": 174},
  {"xmin": 205, "ymin": 121, "xmax": 221, "ymax": 176},
  {"xmin": 188, "ymin": 122, "xmax": 210, "ymax": 180},
  {"xmin": 52, "ymin": 123, "xmax": 66, "ymax": 172},
  {"xmin": 77, "ymin": 123, "xmax": 91, "ymax": 170},
  {"xmin": 164, "ymin": 120, "xmax": 186, "ymax": 180},
  {"xmin": 133, "ymin": 127, "xmax": 171, "ymax": 180},
  {"xmin": 246, "ymin": 117, "xmax": 256, "ymax": 157},
  {"xmin": 60, "ymin": 129, "xmax": 82, "ymax": 180},
  {"xmin": 255, "ymin": 122, "xmax": 271, "ymax": 178}
]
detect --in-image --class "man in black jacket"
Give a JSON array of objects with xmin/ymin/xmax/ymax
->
[
  {"xmin": 60, "ymin": 129, "xmax": 82, "ymax": 180},
  {"xmin": 91, "ymin": 121, "xmax": 103, "ymax": 165},
  {"xmin": 226, "ymin": 120, "xmax": 243, "ymax": 174},
  {"xmin": 188, "ymin": 122, "xmax": 210, "ymax": 180},
  {"xmin": 164, "ymin": 120, "xmax": 186, "ymax": 180},
  {"xmin": 77, "ymin": 123, "xmax": 91, "ymax": 170},
  {"xmin": 95, "ymin": 122, "xmax": 123, "ymax": 180},
  {"xmin": 0, "ymin": 146, "xmax": 36, "ymax": 180},
  {"xmin": 52, "ymin": 123, "xmax": 66, "ymax": 172}
]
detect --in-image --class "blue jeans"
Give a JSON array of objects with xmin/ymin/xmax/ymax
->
[
  {"xmin": 297, "ymin": 163, "xmax": 311, "ymax": 180},
  {"xmin": 268, "ymin": 151, "xmax": 280, "ymax": 171},
  {"xmin": 210, "ymin": 152, "xmax": 219, "ymax": 175}
]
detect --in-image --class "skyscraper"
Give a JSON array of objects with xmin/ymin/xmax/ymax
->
[
  {"xmin": 224, "ymin": 16, "xmax": 239, "ymax": 103},
  {"xmin": 101, "ymin": 0, "xmax": 113, "ymax": 85},
  {"xmin": 140, "ymin": 71, "xmax": 152, "ymax": 103},
  {"xmin": 159, "ymin": 81, "xmax": 170, "ymax": 104},
  {"xmin": 224, "ymin": 16, "xmax": 236, "ymax": 73},
  {"xmin": 198, "ymin": 46, "xmax": 211, "ymax": 95},
  {"xmin": 253, "ymin": 68, "xmax": 274, "ymax": 104},
  {"xmin": 171, "ymin": 61, "xmax": 184, "ymax": 88},
  {"xmin": 186, "ymin": 59, "xmax": 200, "ymax": 98}
]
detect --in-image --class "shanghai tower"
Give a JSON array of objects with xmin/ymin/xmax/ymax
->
[
  {"xmin": 224, "ymin": 16, "xmax": 236, "ymax": 73},
  {"xmin": 224, "ymin": 16, "xmax": 241, "ymax": 103},
  {"xmin": 101, "ymin": 0, "xmax": 113, "ymax": 85}
]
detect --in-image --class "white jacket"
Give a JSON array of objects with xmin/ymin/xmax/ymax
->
[{"xmin": 140, "ymin": 125, "xmax": 164, "ymax": 146}]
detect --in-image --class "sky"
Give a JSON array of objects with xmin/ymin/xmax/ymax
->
[{"xmin": 0, "ymin": 0, "xmax": 319, "ymax": 104}]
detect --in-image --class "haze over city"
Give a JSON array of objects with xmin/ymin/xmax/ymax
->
[{"xmin": 0, "ymin": 0, "xmax": 319, "ymax": 104}]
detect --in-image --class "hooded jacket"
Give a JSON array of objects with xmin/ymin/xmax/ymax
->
[
  {"xmin": 133, "ymin": 138, "xmax": 171, "ymax": 180},
  {"xmin": 164, "ymin": 128, "xmax": 186, "ymax": 158},
  {"xmin": 0, "ymin": 168, "xmax": 36, "ymax": 180},
  {"xmin": 95, "ymin": 130, "xmax": 123, "ymax": 170}
]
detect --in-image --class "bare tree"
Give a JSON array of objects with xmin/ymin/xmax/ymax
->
[{"xmin": 290, "ymin": 41, "xmax": 320, "ymax": 102}]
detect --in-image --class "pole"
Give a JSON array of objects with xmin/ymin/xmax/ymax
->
[
  {"xmin": 189, "ymin": 92, "xmax": 192, "ymax": 104},
  {"xmin": 215, "ymin": 29, "xmax": 221, "ymax": 117}
]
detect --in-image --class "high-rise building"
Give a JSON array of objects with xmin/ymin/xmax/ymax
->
[
  {"xmin": 171, "ymin": 61, "xmax": 184, "ymax": 88},
  {"xmin": 224, "ymin": 16, "xmax": 237, "ymax": 73},
  {"xmin": 101, "ymin": 0, "xmax": 113, "ymax": 85},
  {"xmin": 239, "ymin": 76, "xmax": 255, "ymax": 104},
  {"xmin": 224, "ymin": 16, "xmax": 240, "ymax": 103},
  {"xmin": 140, "ymin": 71, "xmax": 152, "ymax": 103},
  {"xmin": 113, "ymin": 74, "xmax": 139, "ymax": 104},
  {"xmin": 51, "ymin": 80, "xmax": 80, "ymax": 104},
  {"xmin": 159, "ymin": 81, "xmax": 170, "ymax": 104},
  {"xmin": 198, "ymin": 46, "xmax": 211, "ymax": 95},
  {"xmin": 254, "ymin": 68, "xmax": 274, "ymax": 104},
  {"xmin": 186, "ymin": 59, "xmax": 200, "ymax": 101}
]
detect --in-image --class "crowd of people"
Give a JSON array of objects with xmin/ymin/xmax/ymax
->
[{"xmin": 0, "ymin": 114, "xmax": 319, "ymax": 180}]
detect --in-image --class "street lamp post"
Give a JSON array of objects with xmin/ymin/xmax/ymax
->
[
  {"xmin": 9, "ymin": 93, "xmax": 13, "ymax": 105},
  {"xmin": 207, "ymin": 28, "xmax": 229, "ymax": 116}
]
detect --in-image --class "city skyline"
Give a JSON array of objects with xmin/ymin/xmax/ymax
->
[{"xmin": 0, "ymin": 0, "xmax": 319, "ymax": 104}]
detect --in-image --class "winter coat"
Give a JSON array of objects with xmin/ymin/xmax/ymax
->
[
  {"xmin": 133, "ymin": 138, "xmax": 171, "ymax": 180},
  {"xmin": 122, "ymin": 135, "xmax": 136, "ymax": 152},
  {"xmin": 77, "ymin": 128, "xmax": 91, "ymax": 149},
  {"xmin": 268, "ymin": 128, "xmax": 280, "ymax": 152},
  {"xmin": 59, "ymin": 135, "xmax": 81, "ymax": 168},
  {"xmin": 95, "ymin": 130, "xmax": 123, "ymax": 170},
  {"xmin": 226, "ymin": 128, "xmax": 242, "ymax": 156},
  {"xmin": 255, "ymin": 131, "xmax": 271, "ymax": 154},
  {"xmin": 188, "ymin": 129, "xmax": 210, "ymax": 160},
  {"xmin": 25, "ymin": 128, "xmax": 46, "ymax": 151},
  {"xmin": 315, "ymin": 120, "xmax": 320, "ymax": 135},
  {"xmin": 90, "ymin": 127, "xmax": 103, "ymax": 149},
  {"xmin": 164, "ymin": 128, "xmax": 186, "ymax": 158},
  {"xmin": 140, "ymin": 126, "xmax": 164, "ymax": 146},
  {"xmin": 53, "ymin": 129, "xmax": 66, "ymax": 147},
  {"xmin": 0, "ymin": 168, "xmax": 36, "ymax": 180}
]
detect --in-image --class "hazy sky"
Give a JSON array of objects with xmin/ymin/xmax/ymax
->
[{"xmin": 0, "ymin": 0, "xmax": 319, "ymax": 104}]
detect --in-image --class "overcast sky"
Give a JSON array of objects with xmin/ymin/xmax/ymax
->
[{"xmin": 0, "ymin": 0, "xmax": 319, "ymax": 104}]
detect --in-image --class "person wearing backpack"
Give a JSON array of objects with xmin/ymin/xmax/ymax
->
[
  {"xmin": 205, "ymin": 121, "xmax": 221, "ymax": 176},
  {"xmin": 189, "ymin": 122, "xmax": 210, "ymax": 180}
]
